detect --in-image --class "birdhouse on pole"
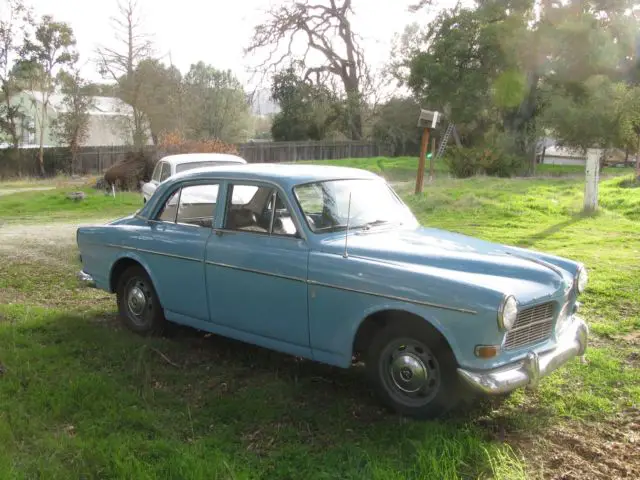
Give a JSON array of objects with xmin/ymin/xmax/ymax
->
[
  {"xmin": 415, "ymin": 109, "xmax": 440, "ymax": 194},
  {"xmin": 417, "ymin": 109, "xmax": 441, "ymax": 129}
]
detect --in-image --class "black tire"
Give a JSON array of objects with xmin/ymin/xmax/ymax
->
[
  {"xmin": 116, "ymin": 265, "xmax": 165, "ymax": 335},
  {"xmin": 366, "ymin": 320, "xmax": 462, "ymax": 419}
]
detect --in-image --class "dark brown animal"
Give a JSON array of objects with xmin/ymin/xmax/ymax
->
[{"xmin": 103, "ymin": 151, "xmax": 153, "ymax": 191}]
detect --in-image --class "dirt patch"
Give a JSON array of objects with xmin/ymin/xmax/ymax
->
[
  {"xmin": 0, "ymin": 220, "xmax": 108, "ymax": 254},
  {"xmin": 0, "ymin": 186, "xmax": 55, "ymax": 196},
  {"xmin": 512, "ymin": 409, "xmax": 640, "ymax": 479},
  {"xmin": 0, "ymin": 219, "xmax": 114, "ymax": 310}
]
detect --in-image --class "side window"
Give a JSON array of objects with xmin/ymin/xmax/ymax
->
[
  {"xmin": 155, "ymin": 183, "xmax": 219, "ymax": 228},
  {"xmin": 159, "ymin": 163, "xmax": 172, "ymax": 182},
  {"xmin": 176, "ymin": 184, "xmax": 219, "ymax": 227},
  {"xmin": 156, "ymin": 189, "xmax": 180, "ymax": 222},
  {"xmin": 151, "ymin": 162, "xmax": 162, "ymax": 182},
  {"xmin": 224, "ymin": 183, "xmax": 298, "ymax": 237}
]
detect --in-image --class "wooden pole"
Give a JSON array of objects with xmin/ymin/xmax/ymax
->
[
  {"xmin": 415, "ymin": 128, "xmax": 430, "ymax": 194},
  {"xmin": 429, "ymin": 137, "xmax": 436, "ymax": 183}
]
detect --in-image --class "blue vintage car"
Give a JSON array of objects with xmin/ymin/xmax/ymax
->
[{"xmin": 77, "ymin": 164, "xmax": 589, "ymax": 418}]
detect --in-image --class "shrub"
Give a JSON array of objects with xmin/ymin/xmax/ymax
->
[
  {"xmin": 158, "ymin": 131, "xmax": 239, "ymax": 156},
  {"xmin": 444, "ymin": 146, "xmax": 524, "ymax": 178},
  {"xmin": 444, "ymin": 147, "xmax": 480, "ymax": 178}
]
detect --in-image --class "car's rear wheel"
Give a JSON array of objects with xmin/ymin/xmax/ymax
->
[
  {"xmin": 116, "ymin": 266, "xmax": 165, "ymax": 335},
  {"xmin": 366, "ymin": 321, "xmax": 461, "ymax": 419}
]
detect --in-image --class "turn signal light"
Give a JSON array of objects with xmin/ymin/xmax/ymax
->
[{"xmin": 474, "ymin": 345, "xmax": 500, "ymax": 359}]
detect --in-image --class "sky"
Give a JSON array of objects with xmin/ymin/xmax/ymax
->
[{"xmin": 26, "ymin": 0, "xmax": 436, "ymax": 90}]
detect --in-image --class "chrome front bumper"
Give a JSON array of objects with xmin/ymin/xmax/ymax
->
[
  {"xmin": 457, "ymin": 316, "xmax": 589, "ymax": 395},
  {"xmin": 77, "ymin": 270, "xmax": 96, "ymax": 288}
]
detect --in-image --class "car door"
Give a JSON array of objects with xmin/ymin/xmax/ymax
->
[
  {"xmin": 133, "ymin": 181, "xmax": 220, "ymax": 322},
  {"xmin": 205, "ymin": 181, "xmax": 310, "ymax": 351}
]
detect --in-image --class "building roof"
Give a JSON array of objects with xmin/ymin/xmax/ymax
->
[{"xmin": 24, "ymin": 91, "xmax": 133, "ymax": 117}]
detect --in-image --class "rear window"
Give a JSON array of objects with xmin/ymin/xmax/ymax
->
[{"xmin": 175, "ymin": 161, "xmax": 240, "ymax": 173}]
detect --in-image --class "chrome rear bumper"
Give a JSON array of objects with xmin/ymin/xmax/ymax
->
[
  {"xmin": 77, "ymin": 270, "xmax": 96, "ymax": 288},
  {"xmin": 457, "ymin": 316, "xmax": 588, "ymax": 395}
]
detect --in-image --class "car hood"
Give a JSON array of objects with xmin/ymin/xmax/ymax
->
[{"xmin": 318, "ymin": 226, "xmax": 576, "ymax": 304}]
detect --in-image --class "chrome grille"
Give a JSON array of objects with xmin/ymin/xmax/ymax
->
[{"xmin": 504, "ymin": 302, "xmax": 555, "ymax": 350}]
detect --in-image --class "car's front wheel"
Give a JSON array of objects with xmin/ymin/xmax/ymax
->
[
  {"xmin": 116, "ymin": 266, "xmax": 165, "ymax": 335},
  {"xmin": 366, "ymin": 320, "xmax": 461, "ymax": 419}
]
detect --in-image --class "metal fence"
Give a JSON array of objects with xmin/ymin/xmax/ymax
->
[{"xmin": 0, "ymin": 141, "xmax": 382, "ymax": 178}]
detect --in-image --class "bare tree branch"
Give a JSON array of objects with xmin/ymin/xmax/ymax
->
[
  {"xmin": 246, "ymin": 0, "xmax": 368, "ymax": 139},
  {"xmin": 95, "ymin": 0, "xmax": 153, "ymax": 147}
]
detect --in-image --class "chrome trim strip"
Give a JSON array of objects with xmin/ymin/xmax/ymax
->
[
  {"xmin": 103, "ymin": 244, "xmax": 476, "ymax": 314},
  {"xmin": 505, "ymin": 252, "xmax": 565, "ymax": 278},
  {"xmin": 212, "ymin": 228, "xmax": 302, "ymax": 240},
  {"xmin": 204, "ymin": 260, "xmax": 306, "ymax": 283},
  {"xmin": 307, "ymin": 280, "xmax": 477, "ymax": 314},
  {"xmin": 107, "ymin": 244, "xmax": 202, "ymax": 263}
]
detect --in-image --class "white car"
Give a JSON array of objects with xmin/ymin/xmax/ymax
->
[{"xmin": 142, "ymin": 153, "xmax": 247, "ymax": 202}]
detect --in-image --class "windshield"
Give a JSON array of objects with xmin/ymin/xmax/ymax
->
[
  {"xmin": 175, "ymin": 161, "xmax": 240, "ymax": 173},
  {"xmin": 293, "ymin": 179, "xmax": 417, "ymax": 233}
]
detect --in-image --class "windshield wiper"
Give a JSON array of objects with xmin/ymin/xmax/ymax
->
[
  {"xmin": 318, "ymin": 220, "xmax": 397, "ymax": 233},
  {"xmin": 358, "ymin": 219, "xmax": 395, "ymax": 230},
  {"xmin": 319, "ymin": 224, "xmax": 349, "ymax": 233}
]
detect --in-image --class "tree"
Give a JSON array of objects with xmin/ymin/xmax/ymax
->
[
  {"xmin": 182, "ymin": 62, "xmax": 249, "ymax": 143},
  {"xmin": 398, "ymin": 0, "xmax": 640, "ymax": 173},
  {"xmin": 0, "ymin": 0, "xmax": 32, "ymax": 149},
  {"xmin": 398, "ymin": 1, "xmax": 537, "ymax": 154},
  {"xmin": 133, "ymin": 59, "xmax": 182, "ymax": 144},
  {"xmin": 22, "ymin": 15, "xmax": 76, "ymax": 175},
  {"xmin": 270, "ymin": 66, "xmax": 342, "ymax": 141},
  {"xmin": 80, "ymin": 82, "xmax": 118, "ymax": 97},
  {"xmin": 246, "ymin": 0, "xmax": 369, "ymax": 140},
  {"xmin": 51, "ymin": 70, "xmax": 94, "ymax": 174},
  {"xmin": 96, "ymin": 0, "xmax": 152, "ymax": 147},
  {"xmin": 372, "ymin": 97, "xmax": 421, "ymax": 156}
]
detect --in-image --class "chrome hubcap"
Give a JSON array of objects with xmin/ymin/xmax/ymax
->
[
  {"xmin": 390, "ymin": 353, "xmax": 428, "ymax": 393},
  {"xmin": 380, "ymin": 339, "xmax": 441, "ymax": 407},
  {"xmin": 127, "ymin": 284, "xmax": 147, "ymax": 316}
]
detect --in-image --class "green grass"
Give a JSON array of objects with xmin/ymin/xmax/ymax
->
[
  {"xmin": 302, "ymin": 156, "xmax": 634, "ymax": 181},
  {"xmin": 0, "ymin": 187, "xmax": 141, "ymax": 223},
  {"xmin": 301, "ymin": 156, "xmax": 450, "ymax": 182},
  {"xmin": 0, "ymin": 306, "xmax": 523, "ymax": 480},
  {"xmin": 0, "ymin": 166, "xmax": 639, "ymax": 478}
]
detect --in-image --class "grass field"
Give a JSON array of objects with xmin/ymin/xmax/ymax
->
[
  {"xmin": 0, "ymin": 160, "xmax": 638, "ymax": 479},
  {"xmin": 301, "ymin": 156, "xmax": 635, "ymax": 181},
  {"xmin": 0, "ymin": 187, "xmax": 140, "ymax": 223}
]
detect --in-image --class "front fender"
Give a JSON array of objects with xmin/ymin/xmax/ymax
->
[{"xmin": 348, "ymin": 300, "xmax": 464, "ymax": 362}]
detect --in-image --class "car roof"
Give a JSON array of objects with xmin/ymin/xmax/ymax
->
[
  {"xmin": 168, "ymin": 163, "xmax": 381, "ymax": 187},
  {"xmin": 159, "ymin": 153, "xmax": 247, "ymax": 165},
  {"xmin": 139, "ymin": 163, "xmax": 383, "ymax": 220}
]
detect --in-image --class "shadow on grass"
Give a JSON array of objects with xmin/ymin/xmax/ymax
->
[
  {"xmin": 0, "ymin": 308, "xmax": 530, "ymax": 478},
  {"xmin": 518, "ymin": 214, "xmax": 586, "ymax": 247}
]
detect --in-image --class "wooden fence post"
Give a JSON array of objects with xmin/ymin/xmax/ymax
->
[{"xmin": 584, "ymin": 148, "xmax": 600, "ymax": 213}]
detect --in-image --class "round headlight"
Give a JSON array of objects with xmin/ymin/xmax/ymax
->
[
  {"xmin": 576, "ymin": 266, "xmax": 588, "ymax": 294},
  {"xmin": 498, "ymin": 295, "xmax": 518, "ymax": 331}
]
